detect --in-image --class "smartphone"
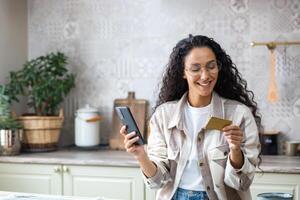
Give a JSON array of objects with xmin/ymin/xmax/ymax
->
[{"xmin": 115, "ymin": 106, "xmax": 145, "ymax": 145}]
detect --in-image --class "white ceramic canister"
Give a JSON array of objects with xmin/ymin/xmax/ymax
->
[{"xmin": 75, "ymin": 104, "xmax": 102, "ymax": 147}]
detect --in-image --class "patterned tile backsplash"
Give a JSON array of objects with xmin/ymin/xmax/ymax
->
[{"xmin": 28, "ymin": 0, "xmax": 300, "ymax": 147}]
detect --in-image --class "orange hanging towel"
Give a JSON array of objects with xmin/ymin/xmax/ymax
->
[{"xmin": 267, "ymin": 49, "xmax": 279, "ymax": 103}]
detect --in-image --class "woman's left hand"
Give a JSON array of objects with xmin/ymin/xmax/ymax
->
[{"xmin": 222, "ymin": 125, "xmax": 243, "ymax": 151}]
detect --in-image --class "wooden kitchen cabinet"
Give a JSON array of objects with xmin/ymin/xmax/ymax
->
[
  {"xmin": 0, "ymin": 163, "xmax": 145, "ymax": 200},
  {"xmin": 1, "ymin": 162, "xmax": 299, "ymax": 200},
  {"xmin": 62, "ymin": 165, "xmax": 144, "ymax": 200},
  {"xmin": 0, "ymin": 163, "xmax": 62, "ymax": 195},
  {"xmin": 250, "ymin": 172, "xmax": 300, "ymax": 199}
]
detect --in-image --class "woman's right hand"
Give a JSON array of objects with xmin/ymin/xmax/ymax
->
[
  {"xmin": 120, "ymin": 125, "xmax": 146, "ymax": 159},
  {"xmin": 120, "ymin": 125, "xmax": 157, "ymax": 178}
]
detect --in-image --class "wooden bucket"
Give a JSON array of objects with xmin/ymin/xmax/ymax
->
[{"xmin": 18, "ymin": 110, "xmax": 64, "ymax": 152}]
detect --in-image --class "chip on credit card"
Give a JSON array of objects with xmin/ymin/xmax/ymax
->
[{"xmin": 205, "ymin": 116, "xmax": 232, "ymax": 131}]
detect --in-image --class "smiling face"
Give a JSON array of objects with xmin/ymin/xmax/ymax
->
[{"xmin": 183, "ymin": 47, "xmax": 219, "ymax": 107}]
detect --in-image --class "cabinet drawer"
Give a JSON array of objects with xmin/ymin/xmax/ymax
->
[{"xmin": 251, "ymin": 173, "xmax": 300, "ymax": 199}]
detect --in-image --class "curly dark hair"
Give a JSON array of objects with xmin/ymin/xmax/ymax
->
[{"xmin": 155, "ymin": 35, "xmax": 262, "ymax": 131}]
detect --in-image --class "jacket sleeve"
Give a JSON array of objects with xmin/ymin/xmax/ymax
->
[
  {"xmin": 141, "ymin": 110, "xmax": 171, "ymax": 189},
  {"xmin": 224, "ymin": 106, "xmax": 261, "ymax": 191}
]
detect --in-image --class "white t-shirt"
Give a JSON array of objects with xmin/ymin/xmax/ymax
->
[{"xmin": 179, "ymin": 101, "xmax": 211, "ymax": 191}]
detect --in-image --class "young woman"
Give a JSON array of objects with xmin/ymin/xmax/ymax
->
[{"xmin": 120, "ymin": 35, "xmax": 261, "ymax": 200}]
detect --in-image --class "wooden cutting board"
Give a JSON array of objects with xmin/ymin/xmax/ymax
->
[{"xmin": 110, "ymin": 92, "xmax": 148, "ymax": 150}]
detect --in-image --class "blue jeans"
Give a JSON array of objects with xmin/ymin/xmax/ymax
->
[{"xmin": 172, "ymin": 188, "xmax": 209, "ymax": 200}]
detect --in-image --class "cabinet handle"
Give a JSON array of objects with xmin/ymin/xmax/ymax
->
[
  {"xmin": 53, "ymin": 166, "xmax": 61, "ymax": 173},
  {"xmin": 63, "ymin": 166, "xmax": 69, "ymax": 173}
]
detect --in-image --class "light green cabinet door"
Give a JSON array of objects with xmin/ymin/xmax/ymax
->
[
  {"xmin": 251, "ymin": 173, "xmax": 300, "ymax": 200},
  {"xmin": 63, "ymin": 165, "xmax": 144, "ymax": 200},
  {"xmin": 0, "ymin": 163, "xmax": 62, "ymax": 195}
]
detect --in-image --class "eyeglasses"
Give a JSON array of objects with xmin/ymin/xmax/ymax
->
[{"xmin": 185, "ymin": 60, "xmax": 221, "ymax": 76}]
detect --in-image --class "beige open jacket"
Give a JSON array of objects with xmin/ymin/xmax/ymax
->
[{"xmin": 142, "ymin": 92, "xmax": 260, "ymax": 200}]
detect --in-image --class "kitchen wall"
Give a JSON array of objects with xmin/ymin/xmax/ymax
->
[
  {"xmin": 0, "ymin": 0, "xmax": 28, "ymax": 115},
  {"xmin": 27, "ymin": 0, "xmax": 300, "ymax": 147}
]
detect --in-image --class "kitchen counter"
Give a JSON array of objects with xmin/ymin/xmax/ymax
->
[
  {"xmin": 0, "ymin": 148, "xmax": 139, "ymax": 167},
  {"xmin": 0, "ymin": 148, "xmax": 299, "ymax": 173},
  {"xmin": 257, "ymin": 155, "xmax": 300, "ymax": 174}
]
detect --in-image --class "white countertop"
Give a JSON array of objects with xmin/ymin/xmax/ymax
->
[
  {"xmin": 0, "ymin": 148, "xmax": 299, "ymax": 173},
  {"xmin": 0, "ymin": 148, "xmax": 138, "ymax": 167},
  {"xmin": 256, "ymin": 155, "xmax": 300, "ymax": 174}
]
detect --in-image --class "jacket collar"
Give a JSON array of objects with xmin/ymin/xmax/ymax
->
[{"xmin": 167, "ymin": 91, "xmax": 225, "ymax": 130}]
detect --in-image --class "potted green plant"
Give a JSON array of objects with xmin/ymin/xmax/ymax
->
[
  {"xmin": 0, "ymin": 85, "xmax": 23, "ymax": 155},
  {"xmin": 6, "ymin": 52, "xmax": 76, "ymax": 152}
]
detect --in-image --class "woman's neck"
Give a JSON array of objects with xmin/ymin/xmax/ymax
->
[{"xmin": 188, "ymin": 92, "xmax": 212, "ymax": 107}]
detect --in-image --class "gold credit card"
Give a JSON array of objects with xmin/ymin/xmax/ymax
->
[{"xmin": 205, "ymin": 116, "xmax": 232, "ymax": 131}]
